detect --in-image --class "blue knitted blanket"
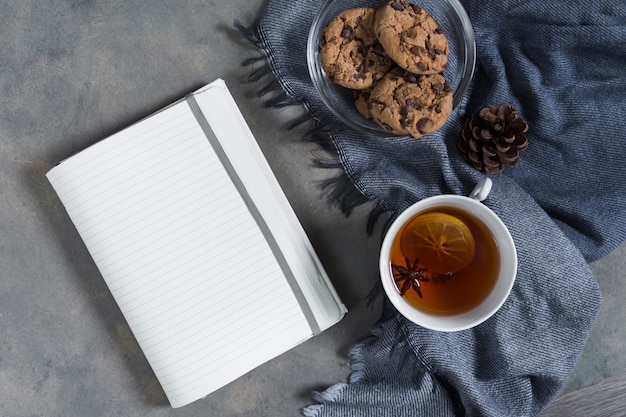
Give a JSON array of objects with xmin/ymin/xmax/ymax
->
[{"xmin": 241, "ymin": 0, "xmax": 626, "ymax": 415}]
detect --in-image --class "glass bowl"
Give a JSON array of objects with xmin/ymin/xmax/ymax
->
[{"xmin": 307, "ymin": 0, "xmax": 476, "ymax": 137}]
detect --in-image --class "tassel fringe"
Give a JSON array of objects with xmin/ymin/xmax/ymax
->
[
  {"xmin": 319, "ymin": 175, "xmax": 372, "ymax": 217},
  {"xmin": 233, "ymin": 20, "xmax": 261, "ymax": 47},
  {"xmin": 301, "ymin": 121, "xmax": 338, "ymax": 153},
  {"xmin": 247, "ymin": 64, "xmax": 273, "ymax": 83}
]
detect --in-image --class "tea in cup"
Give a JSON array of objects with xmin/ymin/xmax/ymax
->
[{"xmin": 379, "ymin": 178, "xmax": 516, "ymax": 331}]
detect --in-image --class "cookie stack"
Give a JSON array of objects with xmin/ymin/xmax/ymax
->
[{"xmin": 318, "ymin": 0, "xmax": 452, "ymax": 138}]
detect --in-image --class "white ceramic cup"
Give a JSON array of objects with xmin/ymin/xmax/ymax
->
[{"xmin": 379, "ymin": 178, "xmax": 517, "ymax": 332}]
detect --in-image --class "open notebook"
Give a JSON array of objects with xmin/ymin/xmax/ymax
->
[{"xmin": 46, "ymin": 79, "xmax": 347, "ymax": 408}]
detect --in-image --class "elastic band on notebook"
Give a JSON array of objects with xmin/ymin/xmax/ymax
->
[{"xmin": 185, "ymin": 93, "xmax": 321, "ymax": 335}]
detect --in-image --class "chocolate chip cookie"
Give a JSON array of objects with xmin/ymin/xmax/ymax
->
[
  {"xmin": 374, "ymin": 0, "xmax": 448, "ymax": 74},
  {"xmin": 368, "ymin": 69, "xmax": 452, "ymax": 138},
  {"xmin": 319, "ymin": 8, "xmax": 394, "ymax": 90}
]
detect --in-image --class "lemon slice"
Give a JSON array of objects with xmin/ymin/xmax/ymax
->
[{"xmin": 400, "ymin": 212, "xmax": 476, "ymax": 274}]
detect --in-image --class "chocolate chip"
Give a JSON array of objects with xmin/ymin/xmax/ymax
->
[
  {"xmin": 341, "ymin": 26, "xmax": 353, "ymax": 39},
  {"xmin": 434, "ymin": 48, "xmax": 444, "ymax": 55},
  {"xmin": 443, "ymin": 81, "xmax": 452, "ymax": 92},
  {"xmin": 434, "ymin": 104, "xmax": 442, "ymax": 113},
  {"xmin": 410, "ymin": 46, "xmax": 421, "ymax": 56},
  {"xmin": 404, "ymin": 73, "xmax": 418, "ymax": 83},
  {"xmin": 406, "ymin": 98, "xmax": 419, "ymax": 108},
  {"xmin": 409, "ymin": 4, "xmax": 422, "ymax": 14},
  {"xmin": 391, "ymin": 1, "xmax": 405, "ymax": 11},
  {"xmin": 432, "ymin": 83, "xmax": 444, "ymax": 93},
  {"xmin": 416, "ymin": 118, "xmax": 431, "ymax": 133}
]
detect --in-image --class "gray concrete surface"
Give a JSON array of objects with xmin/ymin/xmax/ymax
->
[{"xmin": 0, "ymin": 1, "xmax": 624, "ymax": 416}]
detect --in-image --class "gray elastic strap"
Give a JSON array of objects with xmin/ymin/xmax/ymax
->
[{"xmin": 185, "ymin": 93, "xmax": 320, "ymax": 335}]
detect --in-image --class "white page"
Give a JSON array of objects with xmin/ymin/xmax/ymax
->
[
  {"xmin": 193, "ymin": 82, "xmax": 347, "ymax": 331},
  {"xmin": 46, "ymin": 86, "xmax": 314, "ymax": 407}
]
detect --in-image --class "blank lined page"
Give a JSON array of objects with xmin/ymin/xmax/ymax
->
[
  {"xmin": 193, "ymin": 83, "xmax": 347, "ymax": 332},
  {"xmin": 46, "ymin": 96, "xmax": 312, "ymax": 407}
]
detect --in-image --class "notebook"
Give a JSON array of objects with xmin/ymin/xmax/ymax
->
[{"xmin": 46, "ymin": 79, "xmax": 347, "ymax": 408}]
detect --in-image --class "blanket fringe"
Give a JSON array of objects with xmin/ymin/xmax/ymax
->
[
  {"xmin": 319, "ymin": 175, "xmax": 372, "ymax": 217},
  {"xmin": 302, "ymin": 120, "xmax": 340, "ymax": 154},
  {"xmin": 367, "ymin": 204, "xmax": 391, "ymax": 237},
  {"xmin": 247, "ymin": 64, "xmax": 273, "ymax": 83},
  {"xmin": 302, "ymin": 383, "xmax": 348, "ymax": 417},
  {"xmin": 233, "ymin": 20, "xmax": 261, "ymax": 47}
]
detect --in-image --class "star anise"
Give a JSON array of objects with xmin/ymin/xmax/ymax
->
[{"xmin": 391, "ymin": 257, "xmax": 429, "ymax": 298}]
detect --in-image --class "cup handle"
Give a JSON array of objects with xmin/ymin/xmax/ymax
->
[{"xmin": 469, "ymin": 177, "xmax": 493, "ymax": 201}]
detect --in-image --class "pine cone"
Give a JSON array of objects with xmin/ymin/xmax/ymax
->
[{"xmin": 459, "ymin": 104, "xmax": 529, "ymax": 174}]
